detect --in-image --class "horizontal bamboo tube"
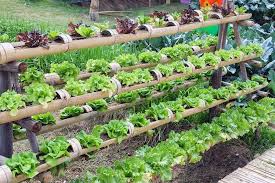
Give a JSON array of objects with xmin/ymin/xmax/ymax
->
[
  {"xmin": 11, "ymin": 83, "xmax": 267, "ymax": 183},
  {"xmin": 0, "ymin": 14, "xmax": 251, "ymax": 64},
  {"xmin": 44, "ymin": 46, "xmax": 216, "ymax": 85},
  {"xmin": 0, "ymin": 54, "xmax": 257, "ymax": 124}
]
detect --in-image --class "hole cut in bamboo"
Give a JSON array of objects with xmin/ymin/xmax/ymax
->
[
  {"xmin": 0, "ymin": 14, "xmax": 252, "ymax": 65},
  {"xmin": 0, "ymin": 53, "xmax": 257, "ymax": 124},
  {"xmin": 7, "ymin": 83, "xmax": 267, "ymax": 183}
]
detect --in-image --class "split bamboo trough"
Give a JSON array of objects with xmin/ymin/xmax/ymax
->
[
  {"xmin": 2, "ymin": 83, "xmax": 266, "ymax": 183},
  {"xmin": 0, "ymin": 54, "xmax": 256, "ymax": 124},
  {"xmin": 0, "ymin": 14, "xmax": 251, "ymax": 64}
]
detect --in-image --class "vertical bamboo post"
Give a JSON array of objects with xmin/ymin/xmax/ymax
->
[
  {"xmin": 89, "ymin": 0, "xmax": 99, "ymax": 21},
  {"xmin": 26, "ymin": 130, "xmax": 39, "ymax": 153}
]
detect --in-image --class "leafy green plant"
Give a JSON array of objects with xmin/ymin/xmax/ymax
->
[
  {"xmin": 155, "ymin": 82, "xmax": 174, "ymax": 92},
  {"xmin": 60, "ymin": 106, "xmax": 84, "ymax": 119},
  {"xmin": 152, "ymin": 18, "xmax": 165, "ymax": 27},
  {"xmin": 86, "ymin": 59, "xmax": 111, "ymax": 74},
  {"xmin": 50, "ymin": 61, "xmax": 80, "ymax": 81},
  {"xmin": 13, "ymin": 124, "xmax": 26, "ymax": 140},
  {"xmin": 156, "ymin": 64, "xmax": 174, "ymax": 76},
  {"xmin": 24, "ymin": 83, "xmax": 55, "ymax": 107},
  {"xmin": 93, "ymin": 22, "xmax": 109, "ymax": 32},
  {"xmin": 160, "ymin": 47, "xmax": 182, "ymax": 61},
  {"xmin": 171, "ymin": 12, "xmax": 181, "ymax": 21},
  {"xmin": 39, "ymin": 136, "xmax": 70, "ymax": 166},
  {"xmin": 133, "ymin": 69, "xmax": 154, "ymax": 83},
  {"xmin": 5, "ymin": 152, "xmax": 39, "ymax": 178},
  {"xmin": 129, "ymin": 113, "xmax": 150, "ymax": 127},
  {"xmin": 32, "ymin": 112, "xmax": 56, "ymax": 125},
  {"xmin": 115, "ymin": 91, "xmax": 139, "ymax": 103},
  {"xmin": 187, "ymin": 55, "xmax": 205, "ymax": 68},
  {"xmin": 138, "ymin": 51, "xmax": 161, "ymax": 63},
  {"xmin": 75, "ymin": 25, "xmax": 97, "ymax": 38},
  {"xmin": 137, "ymin": 87, "xmax": 153, "ymax": 98},
  {"xmin": 115, "ymin": 54, "xmax": 139, "ymax": 67},
  {"xmin": 76, "ymin": 130, "xmax": 103, "ymax": 148},
  {"xmin": 165, "ymin": 101, "xmax": 184, "ymax": 121},
  {"xmin": 0, "ymin": 90, "xmax": 25, "ymax": 116},
  {"xmin": 170, "ymin": 61, "xmax": 192, "ymax": 74},
  {"xmin": 87, "ymin": 99, "xmax": 108, "ymax": 111},
  {"xmin": 145, "ymin": 103, "xmax": 169, "ymax": 121},
  {"xmin": 137, "ymin": 16, "xmax": 151, "ymax": 25},
  {"xmin": 86, "ymin": 74, "xmax": 114, "ymax": 93},
  {"xmin": 20, "ymin": 68, "xmax": 44, "ymax": 86},
  {"xmin": 0, "ymin": 33, "xmax": 9, "ymax": 42},
  {"xmin": 116, "ymin": 71, "xmax": 138, "ymax": 86},
  {"xmin": 215, "ymin": 49, "xmax": 232, "ymax": 61},
  {"xmin": 92, "ymin": 167, "xmax": 127, "ymax": 183},
  {"xmin": 48, "ymin": 31, "xmax": 59, "ymax": 41},
  {"xmin": 201, "ymin": 53, "xmax": 221, "ymax": 66},
  {"xmin": 235, "ymin": 6, "xmax": 247, "ymax": 14},
  {"xmin": 64, "ymin": 79, "xmax": 87, "ymax": 97},
  {"xmin": 173, "ymin": 44, "xmax": 193, "ymax": 59},
  {"xmin": 103, "ymin": 120, "xmax": 129, "ymax": 143}
]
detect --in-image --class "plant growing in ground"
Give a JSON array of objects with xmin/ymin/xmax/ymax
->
[
  {"xmin": 116, "ymin": 71, "xmax": 138, "ymax": 86},
  {"xmin": 20, "ymin": 68, "xmax": 44, "ymax": 86},
  {"xmin": 0, "ymin": 90, "xmax": 25, "ymax": 116},
  {"xmin": 103, "ymin": 120, "xmax": 129, "ymax": 143},
  {"xmin": 115, "ymin": 54, "xmax": 139, "ymax": 67},
  {"xmin": 137, "ymin": 87, "xmax": 153, "ymax": 98},
  {"xmin": 48, "ymin": 31, "xmax": 59, "ymax": 41},
  {"xmin": 116, "ymin": 18, "xmax": 138, "ymax": 34},
  {"xmin": 76, "ymin": 25, "xmax": 97, "ymax": 38},
  {"xmin": 187, "ymin": 55, "xmax": 205, "ymax": 68},
  {"xmin": 86, "ymin": 74, "xmax": 114, "ymax": 93},
  {"xmin": 115, "ymin": 91, "xmax": 139, "ymax": 103},
  {"xmin": 24, "ymin": 83, "xmax": 55, "ymax": 107},
  {"xmin": 138, "ymin": 51, "xmax": 161, "ymax": 63},
  {"xmin": 17, "ymin": 30, "xmax": 49, "ymax": 48},
  {"xmin": 201, "ymin": 53, "xmax": 221, "ymax": 66},
  {"xmin": 87, "ymin": 99, "xmax": 108, "ymax": 111},
  {"xmin": 39, "ymin": 136, "xmax": 70, "ymax": 166},
  {"xmin": 64, "ymin": 79, "xmax": 87, "ymax": 97},
  {"xmin": 133, "ymin": 69, "xmax": 154, "ymax": 83},
  {"xmin": 5, "ymin": 152, "xmax": 39, "ymax": 178},
  {"xmin": 156, "ymin": 64, "xmax": 174, "ymax": 76},
  {"xmin": 50, "ymin": 61, "xmax": 80, "ymax": 81},
  {"xmin": 76, "ymin": 130, "xmax": 103, "ymax": 148},
  {"xmin": 129, "ymin": 113, "xmax": 150, "ymax": 127},
  {"xmin": 32, "ymin": 112, "xmax": 56, "ymax": 125},
  {"xmin": 86, "ymin": 59, "xmax": 111, "ymax": 74},
  {"xmin": 145, "ymin": 103, "xmax": 169, "ymax": 121},
  {"xmin": 60, "ymin": 106, "xmax": 84, "ymax": 119},
  {"xmin": 92, "ymin": 167, "xmax": 127, "ymax": 183}
]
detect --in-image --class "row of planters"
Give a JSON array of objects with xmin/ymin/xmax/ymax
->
[
  {"xmin": 0, "ymin": 43, "xmax": 264, "ymax": 122},
  {"xmin": 22, "ymin": 36, "xmax": 218, "ymax": 86},
  {"xmin": 71, "ymin": 97, "xmax": 275, "ymax": 183},
  {"xmin": 2, "ymin": 78, "xmax": 271, "ymax": 182},
  {"xmin": 11, "ymin": 5, "xmax": 249, "ymax": 49}
]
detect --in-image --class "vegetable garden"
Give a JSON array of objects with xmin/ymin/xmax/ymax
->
[{"xmin": 0, "ymin": 0, "xmax": 274, "ymax": 182}]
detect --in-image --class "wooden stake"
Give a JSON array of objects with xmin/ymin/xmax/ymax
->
[{"xmin": 89, "ymin": 0, "xmax": 99, "ymax": 21}]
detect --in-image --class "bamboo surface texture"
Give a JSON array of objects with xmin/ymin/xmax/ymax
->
[
  {"xmin": 0, "ymin": 14, "xmax": 251, "ymax": 64},
  {"xmin": 0, "ymin": 54, "xmax": 257, "ymax": 124},
  {"xmin": 11, "ymin": 83, "xmax": 267, "ymax": 183}
]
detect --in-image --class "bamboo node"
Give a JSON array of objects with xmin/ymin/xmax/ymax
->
[
  {"xmin": 82, "ymin": 105, "xmax": 93, "ymax": 113},
  {"xmin": 101, "ymin": 29, "xmax": 118, "ymax": 37},
  {"xmin": 0, "ymin": 165, "xmax": 13, "ymax": 183},
  {"xmin": 150, "ymin": 70, "xmax": 163, "ymax": 81},
  {"xmin": 0, "ymin": 43, "xmax": 16, "ymax": 65}
]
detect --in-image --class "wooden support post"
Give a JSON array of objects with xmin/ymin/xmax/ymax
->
[
  {"xmin": 26, "ymin": 130, "xmax": 39, "ymax": 153},
  {"xmin": 89, "ymin": 0, "xmax": 99, "ymax": 21},
  {"xmin": 16, "ymin": 118, "xmax": 42, "ymax": 133}
]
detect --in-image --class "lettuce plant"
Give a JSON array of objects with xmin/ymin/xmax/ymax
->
[
  {"xmin": 137, "ymin": 87, "xmax": 153, "ymax": 98},
  {"xmin": 5, "ymin": 152, "xmax": 39, "ymax": 178},
  {"xmin": 20, "ymin": 68, "xmax": 44, "ymax": 86},
  {"xmin": 155, "ymin": 82, "xmax": 174, "ymax": 92},
  {"xmin": 201, "ymin": 53, "xmax": 221, "ymax": 66},
  {"xmin": 24, "ymin": 83, "xmax": 55, "ymax": 107},
  {"xmin": 173, "ymin": 44, "xmax": 193, "ymax": 59},
  {"xmin": 129, "ymin": 113, "xmax": 150, "ymax": 127},
  {"xmin": 187, "ymin": 55, "xmax": 205, "ymax": 68},
  {"xmin": 75, "ymin": 25, "xmax": 97, "ymax": 38},
  {"xmin": 116, "ymin": 18, "xmax": 138, "ymax": 34},
  {"xmin": 50, "ymin": 61, "xmax": 80, "ymax": 81},
  {"xmin": 48, "ymin": 31, "xmax": 60, "ymax": 41},
  {"xmin": 86, "ymin": 59, "xmax": 111, "ymax": 74},
  {"xmin": 17, "ymin": 30, "xmax": 48, "ymax": 48},
  {"xmin": 0, "ymin": 90, "xmax": 25, "ymax": 116},
  {"xmin": 87, "ymin": 99, "xmax": 108, "ymax": 111},
  {"xmin": 60, "ymin": 106, "xmax": 84, "ymax": 119},
  {"xmin": 170, "ymin": 61, "xmax": 192, "ymax": 74},
  {"xmin": 156, "ymin": 64, "xmax": 174, "ymax": 76},
  {"xmin": 152, "ymin": 18, "xmax": 165, "ymax": 27},
  {"xmin": 103, "ymin": 120, "xmax": 129, "ymax": 143},
  {"xmin": 93, "ymin": 22, "xmax": 109, "ymax": 32},
  {"xmin": 92, "ymin": 167, "xmax": 127, "ymax": 182},
  {"xmin": 137, "ymin": 15, "xmax": 151, "ymax": 25},
  {"xmin": 235, "ymin": 6, "xmax": 247, "ymax": 14},
  {"xmin": 39, "ymin": 136, "xmax": 70, "ymax": 166},
  {"xmin": 160, "ymin": 47, "xmax": 182, "ymax": 61},
  {"xmin": 64, "ymin": 79, "xmax": 87, "ymax": 97},
  {"xmin": 138, "ymin": 51, "xmax": 161, "ymax": 63},
  {"xmin": 133, "ymin": 69, "xmax": 154, "ymax": 83},
  {"xmin": 115, "ymin": 91, "xmax": 139, "ymax": 103},
  {"xmin": 145, "ymin": 103, "xmax": 169, "ymax": 121},
  {"xmin": 115, "ymin": 54, "xmax": 139, "ymax": 67},
  {"xmin": 32, "ymin": 112, "xmax": 56, "ymax": 125},
  {"xmin": 76, "ymin": 130, "xmax": 103, "ymax": 148},
  {"xmin": 116, "ymin": 71, "xmax": 138, "ymax": 86},
  {"xmin": 86, "ymin": 74, "xmax": 114, "ymax": 92},
  {"xmin": 215, "ymin": 49, "xmax": 232, "ymax": 61}
]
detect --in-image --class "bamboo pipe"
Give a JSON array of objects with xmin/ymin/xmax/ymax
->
[
  {"xmin": 9, "ymin": 83, "xmax": 267, "ymax": 183},
  {"xmin": 0, "ymin": 54, "xmax": 257, "ymax": 124},
  {"xmin": 44, "ymin": 46, "xmax": 216, "ymax": 85},
  {"xmin": 0, "ymin": 14, "xmax": 252, "ymax": 65}
]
